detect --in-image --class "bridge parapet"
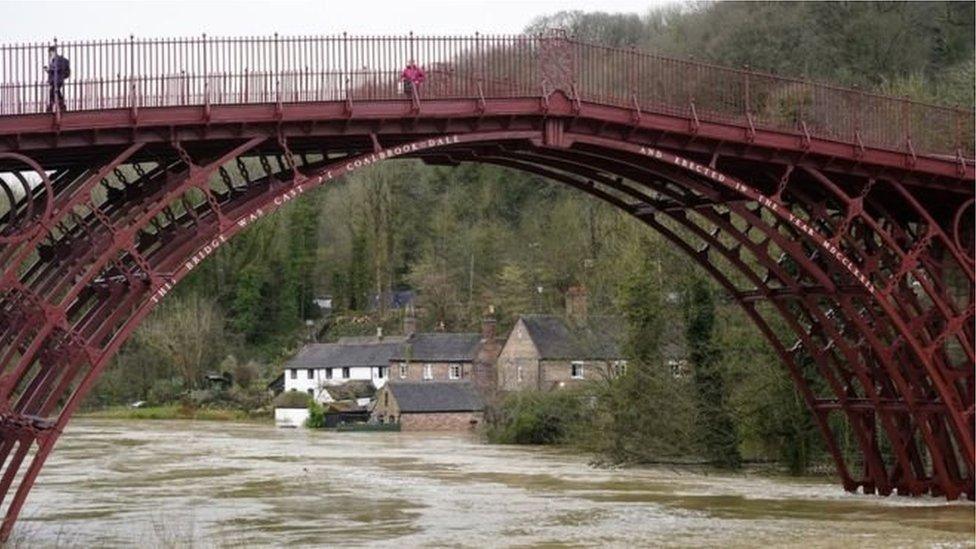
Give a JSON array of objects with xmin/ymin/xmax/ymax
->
[{"xmin": 0, "ymin": 33, "xmax": 972, "ymax": 158}]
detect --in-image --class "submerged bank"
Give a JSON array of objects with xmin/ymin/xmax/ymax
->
[
  {"xmin": 78, "ymin": 405, "xmax": 261, "ymax": 422},
  {"xmin": 14, "ymin": 419, "xmax": 975, "ymax": 548}
]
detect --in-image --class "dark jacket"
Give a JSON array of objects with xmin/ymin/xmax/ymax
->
[{"xmin": 47, "ymin": 55, "xmax": 69, "ymax": 85}]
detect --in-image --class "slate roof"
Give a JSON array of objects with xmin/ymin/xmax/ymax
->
[
  {"xmin": 284, "ymin": 341, "xmax": 403, "ymax": 369},
  {"xmin": 392, "ymin": 333, "xmax": 482, "ymax": 362},
  {"xmin": 386, "ymin": 381, "xmax": 485, "ymax": 413},
  {"xmin": 337, "ymin": 335, "xmax": 409, "ymax": 345},
  {"xmin": 519, "ymin": 314, "xmax": 625, "ymax": 360}
]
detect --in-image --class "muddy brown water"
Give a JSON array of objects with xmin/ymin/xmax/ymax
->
[{"xmin": 12, "ymin": 419, "xmax": 975, "ymax": 547}]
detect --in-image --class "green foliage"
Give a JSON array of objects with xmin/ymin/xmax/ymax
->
[
  {"xmin": 616, "ymin": 239, "xmax": 664, "ymax": 364},
  {"xmin": 531, "ymin": 3, "xmax": 974, "ymax": 106},
  {"xmin": 306, "ymin": 400, "xmax": 326, "ymax": 429},
  {"xmin": 584, "ymin": 365, "xmax": 697, "ymax": 463},
  {"xmin": 685, "ymin": 275, "xmax": 741, "ymax": 469},
  {"xmin": 487, "ymin": 390, "xmax": 588, "ymax": 445},
  {"xmin": 230, "ymin": 265, "xmax": 264, "ymax": 341}
]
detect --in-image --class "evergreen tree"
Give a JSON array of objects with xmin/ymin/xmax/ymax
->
[{"xmin": 685, "ymin": 275, "xmax": 741, "ymax": 469}]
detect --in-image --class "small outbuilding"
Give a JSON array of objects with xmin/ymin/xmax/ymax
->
[
  {"xmin": 371, "ymin": 381, "xmax": 484, "ymax": 431},
  {"xmin": 273, "ymin": 390, "xmax": 312, "ymax": 428}
]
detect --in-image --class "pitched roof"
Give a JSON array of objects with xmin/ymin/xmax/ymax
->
[
  {"xmin": 385, "ymin": 381, "xmax": 484, "ymax": 413},
  {"xmin": 392, "ymin": 333, "xmax": 482, "ymax": 362},
  {"xmin": 337, "ymin": 335, "xmax": 409, "ymax": 345},
  {"xmin": 519, "ymin": 314, "xmax": 625, "ymax": 360},
  {"xmin": 284, "ymin": 341, "xmax": 403, "ymax": 369}
]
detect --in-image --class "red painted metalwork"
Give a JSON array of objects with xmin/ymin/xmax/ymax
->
[{"xmin": 0, "ymin": 33, "xmax": 973, "ymax": 539}]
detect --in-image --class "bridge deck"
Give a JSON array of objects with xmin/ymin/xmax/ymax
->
[{"xmin": 0, "ymin": 33, "xmax": 972, "ymax": 161}]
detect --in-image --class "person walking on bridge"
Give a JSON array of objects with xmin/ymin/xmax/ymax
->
[
  {"xmin": 400, "ymin": 60, "xmax": 425, "ymax": 99},
  {"xmin": 44, "ymin": 45, "xmax": 70, "ymax": 113}
]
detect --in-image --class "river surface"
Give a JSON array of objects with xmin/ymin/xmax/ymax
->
[{"xmin": 12, "ymin": 419, "xmax": 974, "ymax": 548}]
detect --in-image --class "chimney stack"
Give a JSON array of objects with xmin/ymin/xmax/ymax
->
[
  {"xmin": 473, "ymin": 305, "xmax": 501, "ymax": 397},
  {"xmin": 565, "ymin": 285, "xmax": 588, "ymax": 323},
  {"xmin": 481, "ymin": 305, "xmax": 497, "ymax": 341}
]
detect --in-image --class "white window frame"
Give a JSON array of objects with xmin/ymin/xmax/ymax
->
[
  {"xmin": 377, "ymin": 367, "xmax": 385, "ymax": 379},
  {"xmin": 399, "ymin": 363, "xmax": 408, "ymax": 379},
  {"xmin": 448, "ymin": 364, "xmax": 461, "ymax": 380},
  {"xmin": 571, "ymin": 361, "xmax": 584, "ymax": 379},
  {"xmin": 516, "ymin": 364, "xmax": 523, "ymax": 383},
  {"xmin": 423, "ymin": 364, "xmax": 433, "ymax": 380}
]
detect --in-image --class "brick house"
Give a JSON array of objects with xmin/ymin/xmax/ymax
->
[
  {"xmin": 389, "ymin": 314, "xmax": 501, "ymax": 393},
  {"xmin": 371, "ymin": 381, "xmax": 485, "ymax": 431},
  {"xmin": 496, "ymin": 287, "xmax": 627, "ymax": 392}
]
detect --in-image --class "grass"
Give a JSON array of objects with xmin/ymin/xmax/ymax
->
[{"xmin": 78, "ymin": 404, "xmax": 256, "ymax": 422}]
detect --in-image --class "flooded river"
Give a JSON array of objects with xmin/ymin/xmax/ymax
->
[{"xmin": 14, "ymin": 419, "xmax": 975, "ymax": 547}]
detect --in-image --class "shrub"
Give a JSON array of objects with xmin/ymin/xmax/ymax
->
[
  {"xmin": 486, "ymin": 390, "xmax": 587, "ymax": 445},
  {"xmin": 306, "ymin": 400, "xmax": 326, "ymax": 428}
]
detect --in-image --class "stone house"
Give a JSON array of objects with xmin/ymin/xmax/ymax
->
[
  {"xmin": 371, "ymin": 381, "xmax": 485, "ymax": 431},
  {"xmin": 496, "ymin": 287, "xmax": 627, "ymax": 392}
]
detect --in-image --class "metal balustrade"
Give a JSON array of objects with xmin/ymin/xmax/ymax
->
[{"xmin": 0, "ymin": 32, "xmax": 972, "ymax": 157}]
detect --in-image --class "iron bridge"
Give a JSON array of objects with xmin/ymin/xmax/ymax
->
[{"xmin": 0, "ymin": 32, "xmax": 973, "ymax": 538}]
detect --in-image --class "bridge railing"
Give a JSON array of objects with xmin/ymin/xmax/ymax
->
[{"xmin": 0, "ymin": 34, "xmax": 972, "ymax": 157}]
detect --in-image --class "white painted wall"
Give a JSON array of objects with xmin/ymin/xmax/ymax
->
[
  {"xmin": 283, "ymin": 366, "xmax": 389, "ymax": 402},
  {"xmin": 274, "ymin": 407, "xmax": 309, "ymax": 428}
]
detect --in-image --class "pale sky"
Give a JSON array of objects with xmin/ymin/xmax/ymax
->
[{"xmin": 0, "ymin": 0, "xmax": 669, "ymax": 42}]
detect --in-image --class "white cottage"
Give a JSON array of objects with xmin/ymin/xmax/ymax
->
[{"xmin": 281, "ymin": 336, "xmax": 406, "ymax": 402}]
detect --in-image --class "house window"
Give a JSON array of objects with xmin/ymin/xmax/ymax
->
[
  {"xmin": 613, "ymin": 360, "xmax": 627, "ymax": 377},
  {"xmin": 516, "ymin": 365, "xmax": 523, "ymax": 383},
  {"xmin": 342, "ymin": 367, "xmax": 350, "ymax": 379},
  {"xmin": 384, "ymin": 392, "xmax": 389, "ymax": 407},
  {"xmin": 399, "ymin": 363, "xmax": 407, "ymax": 378},
  {"xmin": 571, "ymin": 362, "xmax": 584, "ymax": 379},
  {"xmin": 306, "ymin": 388, "xmax": 314, "ymax": 396},
  {"xmin": 307, "ymin": 369, "xmax": 314, "ymax": 379},
  {"xmin": 377, "ymin": 367, "xmax": 385, "ymax": 379},
  {"xmin": 326, "ymin": 368, "xmax": 333, "ymax": 380},
  {"xmin": 423, "ymin": 364, "xmax": 433, "ymax": 380},
  {"xmin": 449, "ymin": 364, "xmax": 460, "ymax": 380},
  {"xmin": 290, "ymin": 369, "xmax": 297, "ymax": 379}
]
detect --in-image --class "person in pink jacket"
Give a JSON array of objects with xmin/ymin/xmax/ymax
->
[{"xmin": 400, "ymin": 60, "xmax": 425, "ymax": 98}]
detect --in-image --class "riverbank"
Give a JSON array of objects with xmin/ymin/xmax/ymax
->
[{"xmin": 78, "ymin": 404, "xmax": 266, "ymax": 422}]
